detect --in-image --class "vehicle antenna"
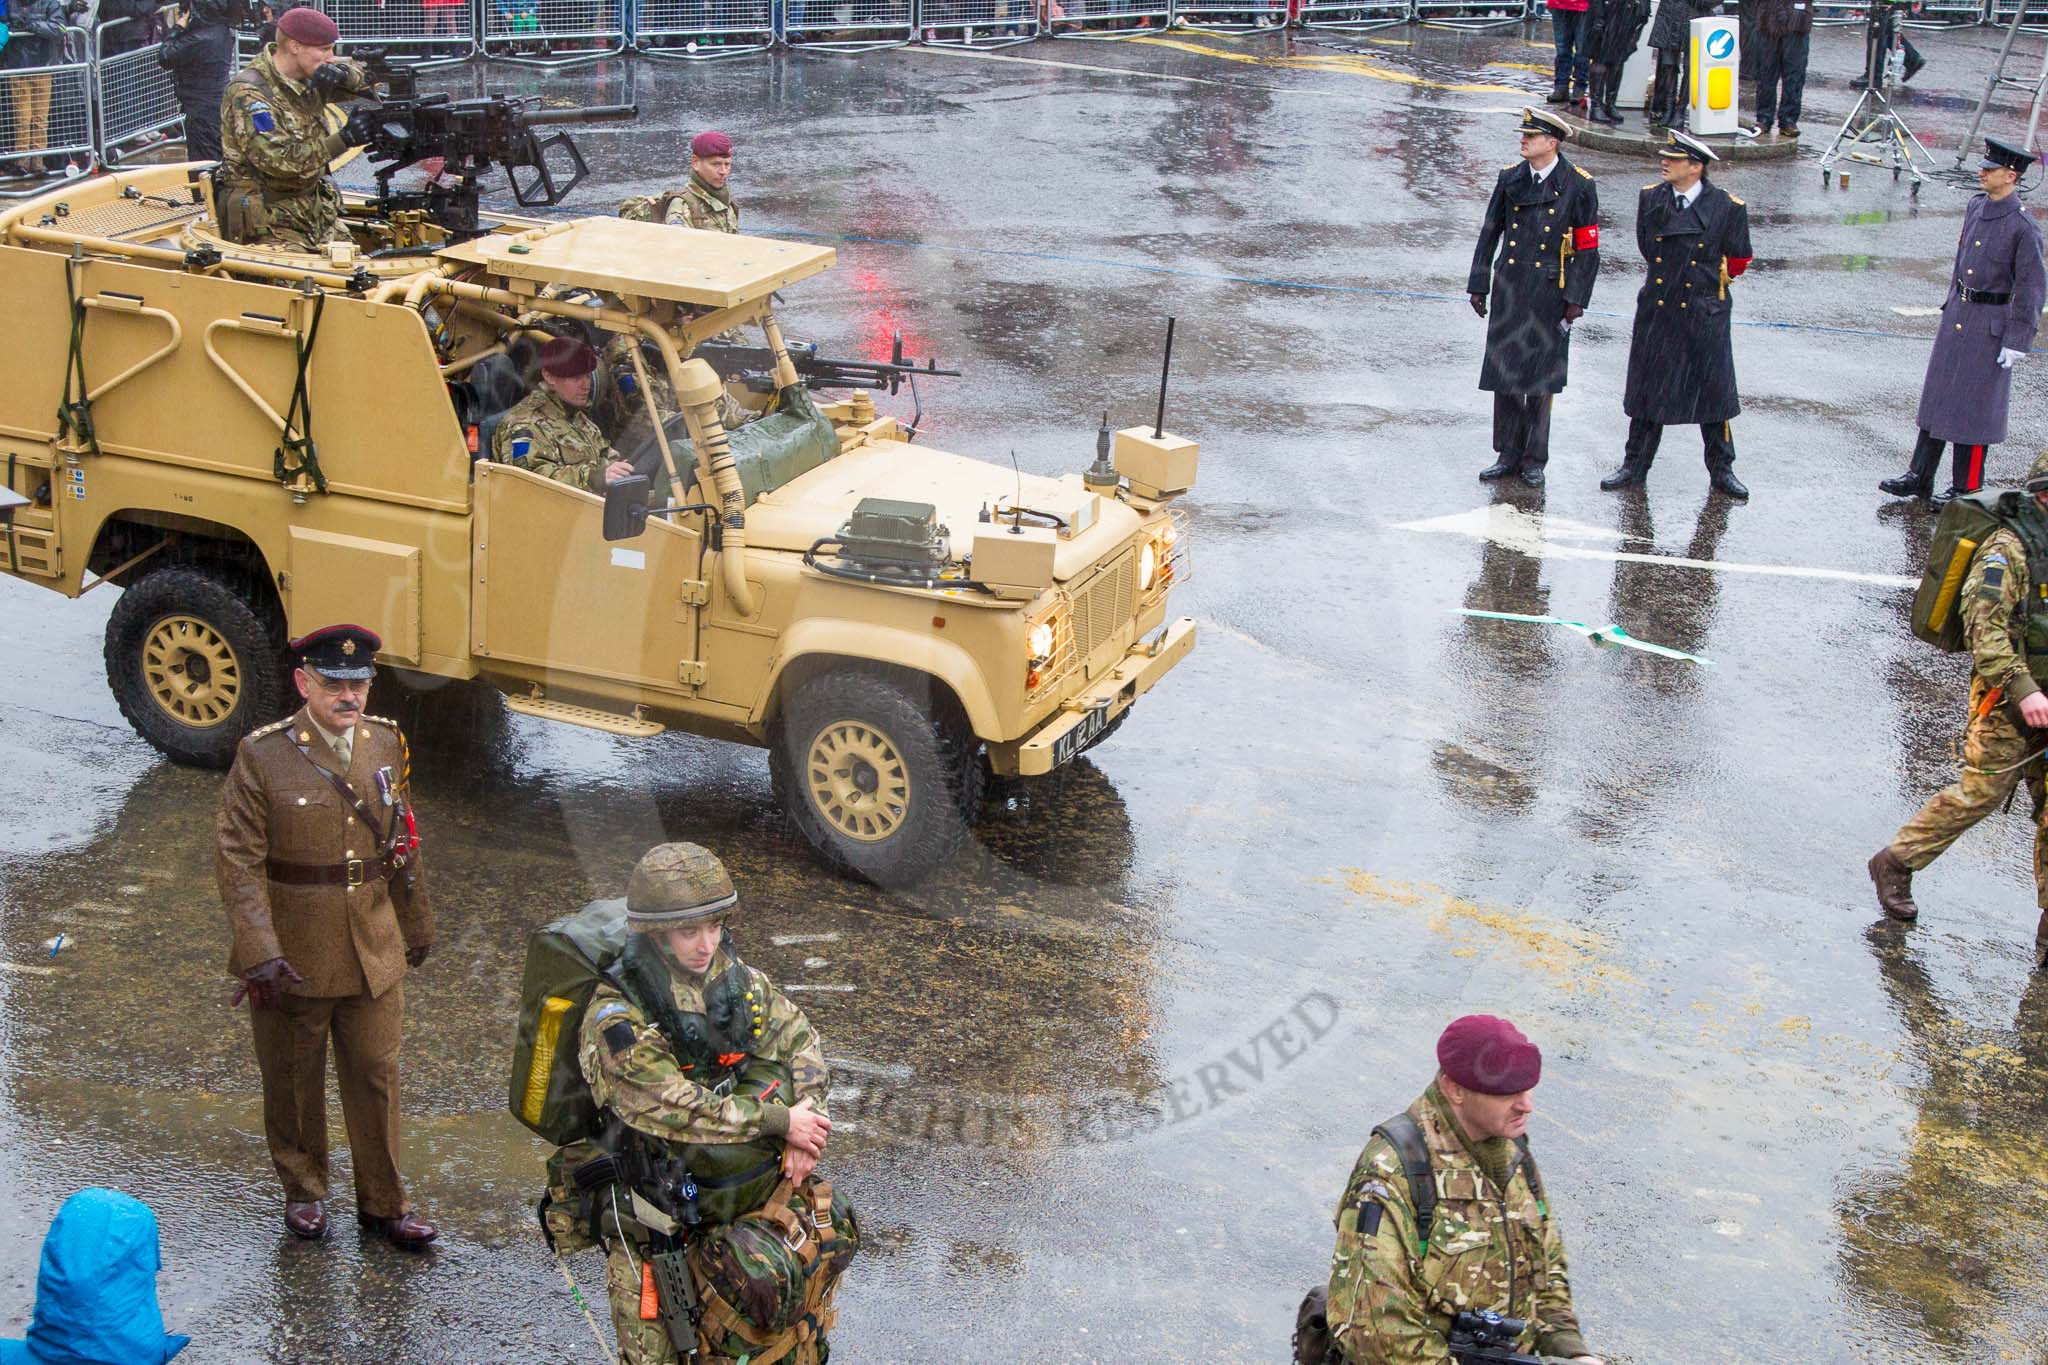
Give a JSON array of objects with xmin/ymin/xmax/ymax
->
[
  {"xmin": 1153, "ymin": 316, "xmax": 1176, "ymax": 440},
  {"xmin": 1009, "ymin": 450, "xmax": 1025, "ymax": 534}
]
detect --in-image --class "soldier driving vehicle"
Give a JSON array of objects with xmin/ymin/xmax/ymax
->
[
  {"xmin": 513, "ymin": 843, "xmax": 855, "ymax": 1365},
  {"xmin": 0, "ymin": 150, "xmax": 1197, "ymax": 886},
  {"xmin": 494, "ymin": 337, "xmax": 636, "ymax": 490}
]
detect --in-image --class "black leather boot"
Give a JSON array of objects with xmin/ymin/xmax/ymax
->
[{"xmin": 1879, "ymin": 431, "xmax": 1943, "ymax": 498}]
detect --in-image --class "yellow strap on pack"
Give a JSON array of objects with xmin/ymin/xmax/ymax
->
[
  {"xmin": 1927, "ymin": 536, "xmax": 1979, "ymax": 634},
  {"xmin": 523, "ymin": 995, "xmax": 574, "ymax": 1126}
]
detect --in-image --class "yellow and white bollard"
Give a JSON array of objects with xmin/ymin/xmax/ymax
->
[{"xmin": 1690, "ymin": 15, "xmax": 1741, "ymax": 135}]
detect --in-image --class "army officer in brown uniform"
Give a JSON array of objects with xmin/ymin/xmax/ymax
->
[{"xmin": 215, "ymin": 624, "xmax": 438, "ymax": 1248}]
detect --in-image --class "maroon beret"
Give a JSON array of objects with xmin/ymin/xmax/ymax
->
[
  {"xmin": 275, "ymin": 6, "xmax": 340, "ymax": 45},
  {"xmin": 538, "ymin": 337, "xmax": 598, "ymax": 378},
  {"xmin": 1437, "ymin": 1015, "xmax": 1542, "ymax": 1096},
  {"xmin": 690, "ymin": 131, "xmax": 734, "ymax": 158}
]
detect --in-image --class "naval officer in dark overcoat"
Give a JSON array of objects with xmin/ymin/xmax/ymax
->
[
  {"xmin": 1603, "ymin": 130, "xmax": 1753, "ymax": 501},
  {"xmin": 1880, "ymin": 138, "xmax": 2047, "ymax": 507},
  {"xmin": 1468, "ymin": 107, "xmax": 1602, "ymax": 488}
]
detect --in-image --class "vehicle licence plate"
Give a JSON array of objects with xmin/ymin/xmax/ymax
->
[{"xmin": 1051, "ymin": 703, "xmax": 1110, "ymax": 769}]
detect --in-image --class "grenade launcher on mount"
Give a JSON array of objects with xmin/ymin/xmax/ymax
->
[{"xmin": 343, "ymin": 49, "xmax": 637, "ymax": 238}]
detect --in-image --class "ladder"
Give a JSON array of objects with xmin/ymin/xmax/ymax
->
[{"xmin": 1952, "ymin": 0, "xmax": 2048, "ymax": 172}]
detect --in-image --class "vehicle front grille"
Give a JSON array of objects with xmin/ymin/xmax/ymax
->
[{"xmin": 1071, "ymin": 548, "xmax": 1136, "ymax": 663}]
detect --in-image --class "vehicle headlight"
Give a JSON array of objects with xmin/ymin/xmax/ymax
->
[
  {"xmin": 1028, "ymin": 620, "xmax": 1055, "ymax": 660},
  {"xmin": 1138, "ymin": 541, "xmax": 1158, "ymax": 592}
]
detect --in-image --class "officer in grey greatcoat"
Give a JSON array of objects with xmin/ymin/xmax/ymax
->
[
  {"xmin": 1468, "ymin": 107, "xmax": 1602, "ymax": 489},
  {"xmin": 1880, "ymin": 138, "xmax": 2046, "ymax": 508}
]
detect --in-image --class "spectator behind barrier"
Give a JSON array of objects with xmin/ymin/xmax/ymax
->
[
  {"xmin": 0, "ymin": 1189, "xmax": 190, "ymax": 1365},
  {"xmin": 2, "ymin": 0, "xmax": 89, "ymax": 179}
]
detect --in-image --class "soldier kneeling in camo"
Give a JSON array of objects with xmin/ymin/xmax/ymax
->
[
  {"xmin": 1295, "ymin": 1016, "xmax": 1600, "ymax": 1365},
  {"xmin": 516, "ymin": 843, "xmax": 856, "ymax": 1365}
]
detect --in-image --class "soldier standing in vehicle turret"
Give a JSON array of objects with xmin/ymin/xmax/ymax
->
[
  {"xmin": 1872, "ymin": 451, "xmax": 2048, "ymax": 963},
  {"xmin": 216, "ymin": 6, "xmax": 377, "ymax": 250},
  {"xmin": 660, "ymin": 131, "xmax": 740, "ymax": 233},
  {"xmin": 1468, "ymin": 108, "xmax": 1600, "ymax": 490}
]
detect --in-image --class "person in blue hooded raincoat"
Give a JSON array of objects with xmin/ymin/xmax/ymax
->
[{"xmin": 0, "ymin": 1189, "xmax": 189, "ymax": 1365}]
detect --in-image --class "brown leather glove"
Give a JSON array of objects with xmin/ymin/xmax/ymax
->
[
  {"xmin": 232, "ymin": 957, "xmax": 304, "ymax": 1009},
  {"xmin": 1469, "ymin": 293, "xmax": 1488, "ymax": 318},
  {"xmin": 1563, "ymin": 302, "xmax": 1585, "ymax": 321},
  {"xmin": 406, "ymin": 945, "xmax": 430, "ymax": 969}
]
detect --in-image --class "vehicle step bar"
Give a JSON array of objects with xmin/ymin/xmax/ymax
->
[{"xmin": 505, "ymin": 693, "xmax": 664, "ymax": 738}]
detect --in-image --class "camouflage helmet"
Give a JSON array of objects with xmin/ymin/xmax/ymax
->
[
  {"xmin": 2027, "ymin": 448, "xmax": 2048, "ymax": 494},
  {"xmin": 625, "ymin": 842, "xmax": 739, "ymax": 928}
]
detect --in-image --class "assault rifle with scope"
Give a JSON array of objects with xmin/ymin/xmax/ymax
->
[
  {"xmin": 338, "ymin": 48, "xmax": 637, "ymax": 242},
  {"xmin": 1448, "ymin": 1310, "xmax": 1546, "ymax": 1364}
]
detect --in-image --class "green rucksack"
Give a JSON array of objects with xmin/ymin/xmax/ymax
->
[
  {"xmin": 1913, "ymin": 492, "xmax": 2014, "ymax": 652},
  {"xmin": 510, "ymin": 898, "xmax": 629, "ymax": 1146},
  {"xmin": 617, "ymin": 190, "xmax": 679, "ymax": 223}
]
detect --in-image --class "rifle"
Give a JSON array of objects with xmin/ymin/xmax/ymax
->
[
  {"xmin": 1448, "ymin": 1310, "xmax": 1545, "ymax": 1365},
  {"xmin": 612, "ymin": 1131, "xmax": 705, "ymax": 1361},
  {"xmin": 344, "ymin": 48, "xmax": 637, "ymax": 240}
]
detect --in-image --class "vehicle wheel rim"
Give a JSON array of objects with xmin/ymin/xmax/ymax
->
[
  {"xmin": 142, "ymin": 614, "xmax": 242, "ymax": 729},
  {"xmin": 806, "ymin": 720, "xmax": 910, "ymax": 843}
]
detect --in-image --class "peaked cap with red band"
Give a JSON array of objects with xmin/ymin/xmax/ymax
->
[
  {"xmin": 1437, "ymin": 1014, "xmax": 1542, "ymax": 1095},
  {"xmin": 291, "ymin": 624, "xmax": 381, "ymax": 679}
]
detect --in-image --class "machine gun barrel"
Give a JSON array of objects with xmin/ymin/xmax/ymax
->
[
  {"xmin": 524, "ymin": 102, "xmax": 638, "ymax": 125},
  {"xmin": 696, "ymin": 339, "xmax": 961, "ymax": 396}
]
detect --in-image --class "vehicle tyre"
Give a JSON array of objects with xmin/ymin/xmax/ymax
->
[
  {"xmin": 772, "ymin": 670, "xmax": 985, "ymax": 888},
  {"xmin": 104, "ymin": 564, "xmax": 289, "ymax": 768}
]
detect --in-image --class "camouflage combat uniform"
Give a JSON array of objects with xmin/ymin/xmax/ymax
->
[
  {"xmin": 217, "ymin": 47, "xmax": 364, "ymax": 250},
  {"xmin": 1326, "ymin": 1084, "xmax": 1586, "ymax": 1364},
  {"xmin": 492, "ymin": 384, "xmax": 611, "ymax": 491},
  {"xmin": 661, "ymin": 173, "xmax": 739, "ymax": 233},
  {"xmin": 1889, "ymin": 522, "xmax": 2048, "ymax": 934},
  {"xmin": 577, "ymin": 945, "xmax": 829, "ymax": 1365}
]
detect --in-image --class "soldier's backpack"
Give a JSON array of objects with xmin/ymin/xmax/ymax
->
[
  {"xmin": 617, "ymin": 190, "xmax": 680, "ymax": 224},
  {"xmin": 694, "ymin": 1176, "xmax": 861, "ymax": 1365},
  {"xmin": 1288, "ymin": 1113, "xmax": 1545, "ymax": 1363},
  {"xmin": 1913, "ymin": 491, "xmax": 2019, "ymax": 652}
]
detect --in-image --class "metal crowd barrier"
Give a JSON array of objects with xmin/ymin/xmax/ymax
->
[
  {"xmin": 94, "ymin": 10, "xmax": 187, "ymax": 168},
  {"xmin": 1411, "ymin": 0, "xmax": 1527, "ymax": 30},
  {"xmin": 1808, "ymin": 4, "xmax": 1868, "ymax": 27},
  {"xmin": 1172, "ymin": 0, "xmax": 1289, "ymax": 31},
  {"xmin": 1295, "ymin": 0, "xmax": 1408, "ymax": 27},
  {"xmin": 635, "ymin": 0, "xmax": 778, "ymax": 55},
  {"xmin": 1986, "ymin": 0, "xmax": 2048, "ymax": 29},
  {"xmin": 1045, "ymin": 0, "xmax": 1171, "ymax": 38},
  {"xmin": 0, "ymin": 29, "xmax": 97, "ymax": 196},
  {"xmin": 917, "ymin": 0, "xmax": 1041, "ymax": 47},
  {"xmin": 316, "ymin": 0, "xmax": 480, "ymax": 65},
  {"xmin": 481, "ymin": 0, "xmax": 629, "ymax": 64},
  {"xmin": 782, "ymin": 0, "xmax": 916, "ymax": 51},
  {"xmin": 1904, "ymin": 0, "xmax": 1990, "ymax": 26}
]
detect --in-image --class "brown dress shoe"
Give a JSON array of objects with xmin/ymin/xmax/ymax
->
[
  {"xmin": 284, "ymin": 1201, "xmax": 329, "ymax": 1240},
  {"xmin": 1868, "ymin": 847, "xmax": 1919, "ymax": 921},
  {"xmin": 358, "ymin": 1210, "xmax": 438, "ymax": 1249}
]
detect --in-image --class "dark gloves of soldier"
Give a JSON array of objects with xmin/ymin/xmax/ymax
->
[
  {"xmin": 1563, "ymin": 303, "xmax": 1585, "ymax": 322},
  {"xmin": 406, "ymin": 944, "xmax": 430, "ymax": 968},
  {"xmin": 232, "ymin": 957, "xmax": 305, "ymax": 1009},
  {"xmin": 1469, "ymin": 294, "xmax": 1488, "ymax": 318},
  {"xmin": 341, "ymin": 109, "xmax": 381, "ymax": 149},
  {"xmin": 310, "ymin": 62, "xmax": 355, "ymax": 97}
]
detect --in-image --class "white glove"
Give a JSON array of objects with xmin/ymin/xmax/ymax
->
[{"xmin": 1999, "ymin": 347, "xmax": 2026, "ymax": 369}]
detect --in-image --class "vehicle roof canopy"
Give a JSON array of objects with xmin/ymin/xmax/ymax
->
[{"xmin": 436, "ymin": 218, "xmax": 836, "ymax": 307}]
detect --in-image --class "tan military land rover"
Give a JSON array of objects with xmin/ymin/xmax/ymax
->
[{"xmin": 0, "ymin": 165, "xmax": 1197, "ymax": 884}]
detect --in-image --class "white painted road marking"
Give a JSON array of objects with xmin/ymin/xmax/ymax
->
[
  {"xmin": 771, "ymin": 932, "xmax": 841, "ymax": 946},
  {"xmin": 784, "ymin": 983, "xmax": 857, "ymax": 993},
  {"xmin": 1394, "ymin": 504, "xmax": 1917, "ymax": 589}
]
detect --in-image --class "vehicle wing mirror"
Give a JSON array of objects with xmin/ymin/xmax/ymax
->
[{"xmin": 603, "ymin": 475, "xmax": 652, "ymax": 541}]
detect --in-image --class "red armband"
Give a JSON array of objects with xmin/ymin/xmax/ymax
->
[
  {"xmin": 1571, "ymin": 224, "xmax": 1599, "ymax": 252},
  {"xmin": 1725, "ymin": 255, "xmax": 1752, "ymax": 278}
]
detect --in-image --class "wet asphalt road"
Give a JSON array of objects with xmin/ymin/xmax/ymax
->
[{"xmin": 4, "ymin": 21, "xmax": 2048, "ymax": 1363}]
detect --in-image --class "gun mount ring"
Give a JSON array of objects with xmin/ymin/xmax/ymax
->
[
  {"xmin": 804, "ymin": 720, "xmax": 911, "ymax": 843},
  {"xmin": 142, "ymin": 615, "xmax": 244, "ymax": 728}
]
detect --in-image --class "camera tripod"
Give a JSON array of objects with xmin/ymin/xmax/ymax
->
[{"xmin": 1819, "ymin": 2, "xmax": 1936, "ymax": 191}]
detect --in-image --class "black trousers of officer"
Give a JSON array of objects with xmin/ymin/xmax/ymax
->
[
  {"xmin": 1902, "ymin": 429, "xmax": 1988, "ymax": 495},
  {"xmin": 1492, "ymin": 395, "xmax": 1553, "ymax": 471},
  {"xmin": 1625, "ymin": 417, "xmax": 1735, "ymax": 473}
]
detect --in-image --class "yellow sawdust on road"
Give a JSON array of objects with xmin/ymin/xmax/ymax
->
[
  {"xmin": 1324, "ymin": 868, "xmax": 1634, "ymax": 992},
  {"xmin": 1130, "ymin": 34, "xmax": 1523, "ymax": 92}
]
